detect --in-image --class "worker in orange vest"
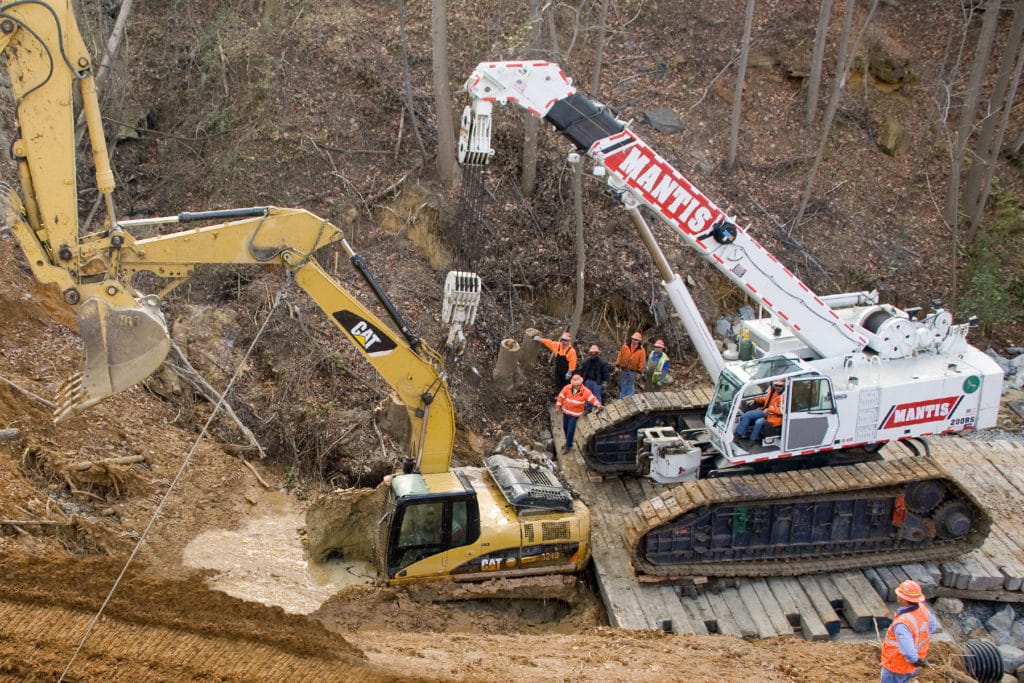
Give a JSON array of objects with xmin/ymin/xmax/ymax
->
[
  {"xmin": 735, "ymin": 378, "xmax": 786, "ymax": 443},
  {"xmin": 880, "ymin": 580, "xmax": 940, "ymax": 682},
  {"xmin": 534, "ymin": 331, "xmax": 579, "ymax": 392},
  {"xmin": 556, "ymin": 374, "xmax": 601, "ymax": 453},
  {"xmin": 614, "ymin": 332, "xmax": 646, "ymax": 399}
]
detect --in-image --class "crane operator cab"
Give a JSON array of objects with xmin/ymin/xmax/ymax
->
[{"xmin": 706, "ymin": 356, "xmax": 841, "ymax": 467}]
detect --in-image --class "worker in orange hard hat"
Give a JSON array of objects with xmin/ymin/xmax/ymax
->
[
  {"xmin": 880, "ymin": 579, "xmax": 940, "ymax": 682},
  {"xmin": 644, "ymin": 339, "xmax": 671, "ymax": 388},
  {"xmin": 578, "ymin": 343, "xmax": 611, "ymax": 405},
  {"xmin": 614, "ymin": 332, "xmax": 646, "ymax": 399},
  {"xmin": 533, "ymin": 330, "xmax": 578, "ymax": 392}
]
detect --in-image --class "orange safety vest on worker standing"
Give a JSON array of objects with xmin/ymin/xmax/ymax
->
[
  {"xmin": 556, "ymin": 384, "xmax": 599, "ymax": 417},
  {"xmin": 615, "ymin": 343, "xmax": 646, "ymax": 372},
  {"xmin": 539, "ymin": 338, "xmax": 578, "ymax": 373},
  {"xmin": 881, "ymin": 606, "xmax": 932, "ymax": 674}
]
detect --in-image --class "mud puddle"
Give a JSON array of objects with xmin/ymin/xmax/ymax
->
[{"xmin": 182, "ymin": 490, "xmax": 376, "ymax": 614}]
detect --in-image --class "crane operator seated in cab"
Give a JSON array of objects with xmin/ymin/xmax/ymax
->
[{"xmin": 735, "ymin": 379, "xmax": 785, "ymax": 444}]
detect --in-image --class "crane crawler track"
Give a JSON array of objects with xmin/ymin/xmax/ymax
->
[
  {"xmin": 576, "ymin": 390, "xmax": 708, "ymax": 473},
  {"xmin": 623, "ymin": 457, "xmax": 991, "ymax": 577}
]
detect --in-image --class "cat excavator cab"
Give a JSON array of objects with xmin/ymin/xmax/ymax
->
[{"xmin": 0, "ymin": 1, "xmax": 589, "ymax": 592}]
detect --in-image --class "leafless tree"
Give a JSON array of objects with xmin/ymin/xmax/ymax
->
[
  {"xmin": 589, "ymin": 0, "xmax": 610, "ymax": 97},
  {"xmin": 728, "ymin": 0, "xmax": 756, "ymax": 170},
  {"xmin": 805, "ymin": 0, "xmax": 835, "ymax": 125},
  {"xmin": 792, "ymin": 0, "xmax": 879, "ymax": 233},
  {"xmin": 944, "ymin": 0, "xmax": 1002, "ymax": 227},
  {"xmin": 964, "ymin": 0, "xmax": 1024, "ymax": 236},
  {"xmin": 398, "ymin": 0, "xmax": 428, "ymax": 164},
  {"xmin": 432, "ymin": 0, "xmax": 457, "ymax": 187},
  {"xmin": 522, "ymin": 0, "xmax": 545, "ymax": 196},
  {"xmin": 569, "ymin": 154, "xmax": 586, "ymax": 339}
]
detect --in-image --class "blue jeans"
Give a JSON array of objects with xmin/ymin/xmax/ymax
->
[
  {"xmin": 562, "ymin": 413, "xmax": 580, "ymax": 449},
  {"xmin": 584, "ymin": 380, "xmax": 603, "ymax": 405},
  {"xmin": 880, "ymin": 667, "xmax": 919, "ymax": 683},
  {"xmin": 735, "ymin": 409, "xmax": 767, "ymax": 440},
  {"xmin": 619, "ymin": 370, "xmax": 637, "ymax": 398}
]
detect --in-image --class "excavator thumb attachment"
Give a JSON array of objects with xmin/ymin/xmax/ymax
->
[{"xmin": 55, "ymin": 294, "xmax": 170, "ymax": 422}]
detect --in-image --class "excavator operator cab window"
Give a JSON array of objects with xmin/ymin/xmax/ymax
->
[{"xmin": 389, "ymin": 495, "xmax": 480, "ymax": 575}]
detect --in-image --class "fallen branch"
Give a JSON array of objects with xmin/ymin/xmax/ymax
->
[
  {"xmin": 0, "ymin": 519, "xmax": 69, "ymax": 527},
  {"xmin": 69, "ymin": 454, "xmax": 146, "ymax": 471},
  {"xmin": 241, "ymin": 458, "xmax": 271, "ymax": 489},
  {"xmin": 167, "ymin": 341, "xmax": 267, "ymax": 459},
  {"xmin": 0, "ymin": 375, "xmax": 56, "ymax": 408},
  {"xmin": 0, "ymin": 428, "xmax": 20, "ymax": 441}
]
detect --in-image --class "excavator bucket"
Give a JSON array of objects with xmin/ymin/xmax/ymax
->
[{"xmin": 55, "ymin": 294, "xmax": 170, "ymax": 422}]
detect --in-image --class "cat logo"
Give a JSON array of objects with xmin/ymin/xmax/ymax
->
[
  {"xmin": 333, "ymin": 310, "xmax": 397, "ymax": 357},
  {"xmin": 480, "ymin": 557, "xmax": 503, "ymax": 572}
]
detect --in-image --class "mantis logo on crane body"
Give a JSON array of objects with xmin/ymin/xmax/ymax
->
[
  {"xmin": 601, "ymin": 138, "xmax": 724, "ymax": 236},
  {"xmin": 879, "ymin": 396, "xmax": 962, "ymax": 430},
  {"xmin": 333, "ymin": 310, "xmax": 397, "ymax": 357}
]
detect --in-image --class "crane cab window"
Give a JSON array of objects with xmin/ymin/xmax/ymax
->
[{"xmin": 789, "ymin": 377, "xmax": 835, "ymax": 413}]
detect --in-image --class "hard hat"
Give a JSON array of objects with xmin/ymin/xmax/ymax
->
[
  {"xmin": 772, "ymin": 379, "xmax": 785, "ymax": 387},
  {"xmin": 560, "ymin": 332, "xmax": 572, "ymax": 341},
  {"xmin": 895, "ymin": 579, "xmax": 925, "ymax": 603},
  {"xmin": 654, "ymin": 339, "xmax": 665, "ymax": 348},
  {"xmin": 570, "ymin": 374, "xmax": 583, "ymax": 385},
  {"xmin": 630, "ymin": 332, "xmax": 643, "ymax": 341},
  {"xmin": 588, "ymin": 344, "xmax": 600, "ymax": 353}
]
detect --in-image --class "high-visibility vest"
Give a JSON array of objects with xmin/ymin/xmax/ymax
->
[
  {"xmin": 881, "ymin": 606, "xmax": 932, "ymax": 674},
  {"xmin": 539, "ymin": 338, "xmax": 578, "ymax": 372},
  {"xmin": 556, "ymin": 384, "xmax": 600, "ymax": 417},
  {"xmin": 615, "ymin": 343, "xmax": 645, "ymax": 372},
  {"xmin": 645, "ymin": 351, "xmax": 670, "ymax": 383},
  {"xmin": 754, "ymin": 387, "xmax": 785, "ymax": 427}
]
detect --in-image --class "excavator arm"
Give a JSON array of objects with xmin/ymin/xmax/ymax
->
[
  {"xmin": 0, "ymin": 2, "xmax": 455, "ymax": 474},
  {"xmin": 115, "ymin": 206, "xmax": 456, "ymax": 474},
  {"xmin": 1, "ymin": 0, "xmax": 169, "ymax": 414}
]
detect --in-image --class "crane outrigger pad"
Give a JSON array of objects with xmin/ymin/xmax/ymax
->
[
  {"xmin": 55, "ymin": 295, "xmax": 170, "ymax": 421},
  {"xmin": 623, "ymin": 457, "xmax": 990, "ymax": 578}
]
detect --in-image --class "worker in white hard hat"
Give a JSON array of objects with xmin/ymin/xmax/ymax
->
[{"xmin": 880, "ymin": 579, "xmax": 940, "ymax": 682}]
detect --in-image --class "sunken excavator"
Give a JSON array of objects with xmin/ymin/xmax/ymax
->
[
  {"xmin": 0, "ymin": 1, "xmax": 589, "ymax": 591},
  {"xmin": 459, "ymin": 60, "xmax": 1001, "ymax": 577}
]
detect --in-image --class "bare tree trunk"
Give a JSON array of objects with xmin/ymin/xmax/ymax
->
[
  {"xmin": 805, "ymin": 0, "xmax": 835, "ymax": 125},
  {"xmin": 728, "ymin": 0, "xmax": 756, "ymax": 170},
  {"xmin": 546, "ymin": 3, "xmax": 563, "ymax": 61},
  {"xmin": 589, "ymin": 0, "xmax": 610, "ymax": 96},
  {"xmin": 521, "ymin": 0, "xmax": 544, "ymax": 196},
  {"xmin": 398, "ymin": 0, "xmax": 428, "ymax": 164},
  {"xmin": 75, "ymin": 0, "xmax": 135, "ymax": 148},
  {"xmin": 967, "ymin": 36, "xmax": 1024, "ymax": 241},
  {"xmin": 792, "ymin": 0, "xmax": 878, "ymax": 233},
  {"xmin": 965, "ymin": 0, "xmax": 1024, "ymax": 230},
  {"xmin": 569, "ymin": 155, "xmax": 586, "ymax": 339},
  {"xmin": 944, "ymin": 0, "xmax": 1001, "ymax": 227},
  {"xmin": 432, "ymin": 0, "xmax": 457, "ymax": 188}
]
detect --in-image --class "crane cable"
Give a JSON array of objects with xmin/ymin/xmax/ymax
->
[{"xmin": 60, "ymin": 286, "xmax": 288, "ymax": 682}]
